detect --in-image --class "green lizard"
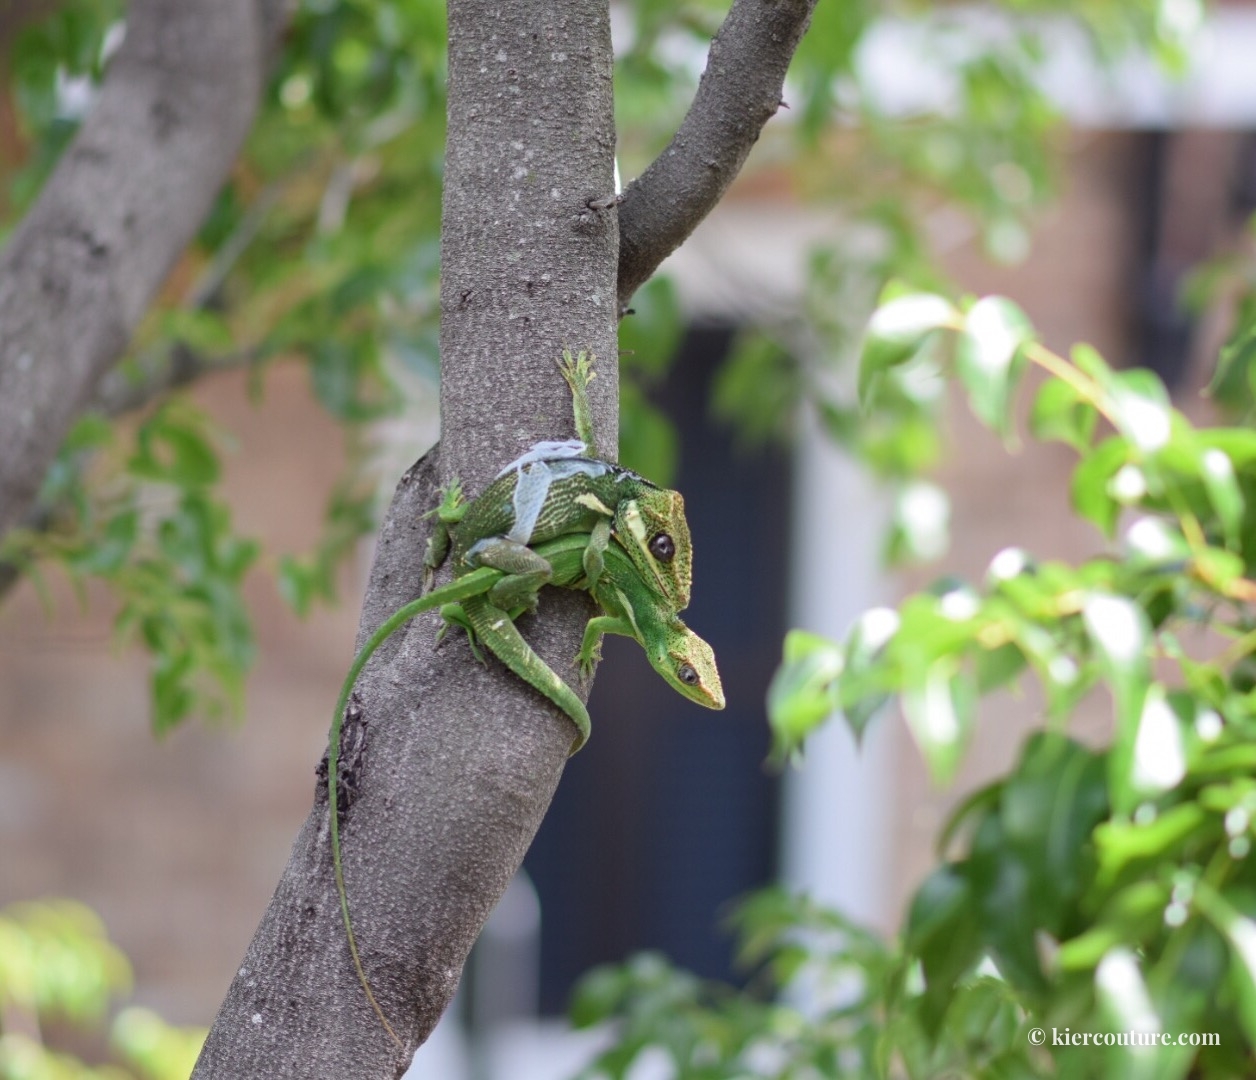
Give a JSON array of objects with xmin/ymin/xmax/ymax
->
[
  {"xmin": 328, "ymin": 350, "xmax": 715, "ymax": 1042},
  {"xmin": 327, "ymin": 534, "xmax": 722, "ymax": 1044},
  {"xmin": 424, "ymin": 351, "xmax": 693, "ymax": 613}
]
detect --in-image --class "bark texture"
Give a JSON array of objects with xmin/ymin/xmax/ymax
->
[
  {"xmin": 193, "ymin": 1, "xmax": 620, "ymax": 1074},
  {"xmin": 0, "ymin": 0, "xmax": 278, "ymax": 537},
  {"xmin": 616, "ymin": 0, "xmax": 818, "ymax": 313}
]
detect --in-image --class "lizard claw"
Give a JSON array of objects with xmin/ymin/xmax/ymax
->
[
  {"xmin": 425, "ymin": 480, "xmax": 467, "ymax": 523},
  {"xmin": 576, "ymin": 640, "xmax": 602, "ymax": 685},
  {"xmin": 557, "ymin": 348, "xmax": 595, "ymax": 391}
]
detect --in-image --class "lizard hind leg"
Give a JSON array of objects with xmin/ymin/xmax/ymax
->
[
  {"xmin": 462, "ymin": 593, "xmax": 591, "ymax": 753},
  {"xmin": 464, "ymin": 536, "xmax": 554, "ymax": 611},
  {"xmin": 557, "ymin": 349, "xmax": 597, "ymax": 452},
  {"xmin": 577, "ymin": 613, "xmax": 629, "ymax": 683},
  {"xmin": 438, "ymin": 602, "xmax": 487, "ymax": 663}
]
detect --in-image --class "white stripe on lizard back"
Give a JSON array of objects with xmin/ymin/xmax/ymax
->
[{"xmin": 508, "ymin": 459, "xmax": 554, "ymax": 545}]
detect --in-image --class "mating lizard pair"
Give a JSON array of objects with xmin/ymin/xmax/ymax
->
[{"xmin": 326, "ymin": 351, "xmax": 722, "ymax": 1042}]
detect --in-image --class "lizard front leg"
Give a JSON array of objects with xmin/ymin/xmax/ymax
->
[
  {"xmin": 422, "ymin": 480, "xmax": 468, "ymax": 593},
  {"xmin": 576, "ymin": 612, "xmax": 633, "ymax": 681}
]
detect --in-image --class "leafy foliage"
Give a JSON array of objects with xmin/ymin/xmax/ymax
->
[
  {"xmin": 3, "ymin": 0, "xmax": 1245, "ymax": 1071},
  {"xmin": 571, "ymin": 889, "xmax": 1043, "ymax": 1079},
  {"xmin": 0, "ymin": 900, "xmax": 204, "ymax": 1080},
  {"xmin": 0, "ymin": 0, "xmax": 1190, "ymax": 730},
  {"xmin": 1, "ymin": 404, "xmax": 258, "ymax": 732},
  {"xmin": 747, "ymin": 292, "xmax": 1256, "ymax": 1075},
  {"xmin": 1185, "ymin": 218, "xmax": 1256, "ymax": 423},
  {"xmin": 571, "ymin": 890, "xmax": 899, "ymax": 1080}
]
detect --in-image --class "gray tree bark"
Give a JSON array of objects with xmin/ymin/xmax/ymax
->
[
  {"xmin": 194, "ymin": 0, "xmax": 817, "ymax": 1075},
  {"xmin": 0, "ymin": 0, "xmax": 284, "ymax": 537}
]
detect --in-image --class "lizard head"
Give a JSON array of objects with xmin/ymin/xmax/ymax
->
[
  {"xmin": 648, "ymin": 618, "xmax": 724, "ymax": 710},
  {"xmin": 614, "ymin": 490, "xmax": 692, "ymax": 610}
]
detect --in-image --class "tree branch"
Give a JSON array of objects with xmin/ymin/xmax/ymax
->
[
  {"xmin": 0, "ymin": 337, "xmax": 255, "ymax": 608},
  {"xmin": 0, "ymin": 0, "xmax": 279, "ymax": 538},
  {"xmin": 86, "ymin": 171, "xmax": 285, "ymax": 416},
  {"xmin": 615, "ymin": 0, "xmax": 818, "ymax": 313}
]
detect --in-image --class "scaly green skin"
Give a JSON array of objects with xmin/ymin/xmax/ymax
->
[
  {"xmin": 424, "ymin": 352, "xmax": 693, "ymax": 611},
  {"xmin": 573, "ymin": 549, "xmax": 723, "ymax": 711},
  {"xmin": 443, "ymin": 533, "xmax": 724, "ymax": 723}
]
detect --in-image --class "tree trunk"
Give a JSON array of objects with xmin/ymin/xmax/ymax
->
[
  {"xmin": 0, "ymin": 0, "xmax": 815, "ymax": 1067},
  {"xmin": 192, "ymin": 0, "xmax": 619, "ymax": 1074}
]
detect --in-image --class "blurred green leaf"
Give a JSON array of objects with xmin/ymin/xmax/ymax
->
[
  {"xmin": 767, "ymin": 629, "xmax": 842, "ymax": 764},
  {"xmin": 1197, "ymin": 445, "xmax": 1244, "ymax": 550},
  {"xmin": 0, "ymin": 898, "xmax": 204, "ymax": 1080},
  {"xmin": 618, "ymin": 276, "xmax": 682, "ymax": 381},
  {"xmin": 886, "ymin": 480, "xmax": 951, "ymax": 564},
  {"xmin": 955, "ymin": 296, "xmax": 1033, "ymax": 437},
  {"xmin": 710, "ymin": 330, "xmax": 799, "ymax": 446},
  {"xmin": 1093, "ymin": 947, "xmax": 1162, "ymax": 1064},
  {"xmin": 1108, "ymin": 369, "xmax": 1173, "ymax": 455},
  {"xmin": 1082, "ymin": 593, "xmax": 1152, "ymax": 813},
  {"xmin": 618, "ymin": 381, "xmax": 678, "ymax": 487},
  {"xmin": 113, "ymin": 1006, "xmax": 207, "ymax": 1080},
  {"xmin": 905, "ymin": 866, "xmax": 981, "ymax": 1030},
  {"xmin": 1194, "ymin": 883, "xmax": 1256, "ymax": 1049},
  {"xmin": 903, "ymin": 659, "xmax": 975, "ymax": 786},
  {"xmin": 836, "ymin": 606, "xmax": 900, "ymax": 740},
  {"xmin": 1030, "ymin": 375, "xmax": 1098, "ymax": 452},
  {"xmin": 1210, "ymin": 302, "xmax": 1256, "ymax": 414},
  {"xmin": 1072, "ymin": 437, "xmax": 1131, "ymax": 537},
  {"xmin": 0, "ymin": 898, "xmax": 131, "ymax": 1022},
  {"xmin": 159, "ymin": 309, "xmax": 235, "ymax": 356},
  {"xmin": 128, "ymin": 404, "xmax": 221, "ymax": 488},
  {"xmin": 859, "ymin": 291, "xmax": 959, "ymax": 408}
]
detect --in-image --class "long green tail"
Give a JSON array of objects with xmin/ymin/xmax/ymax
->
[{"xmin": 327, "ymin": 566, "xmax": 501, "ymax": 1045}]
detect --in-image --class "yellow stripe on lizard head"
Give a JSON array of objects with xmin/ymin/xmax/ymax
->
[{"xmin": 614, "ymin": 491, "xmax": 693, "ymax": 610}]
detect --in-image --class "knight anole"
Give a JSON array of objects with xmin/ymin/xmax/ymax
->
[
  {"xmin": 326, "ymin": 351, "xmax": 715, "ymax": 1043},
  {"xmin": 439, "ymin": 530, "xmax": 725, "ymax": 736}
]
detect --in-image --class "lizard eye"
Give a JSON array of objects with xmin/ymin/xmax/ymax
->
[
  {"xmin": 678, "ymin": 664, "xmax": 699, "ymax": 685},
  {"xmin": 649, "ymin": 533, "xmax": 676, "ymax": 562}
]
